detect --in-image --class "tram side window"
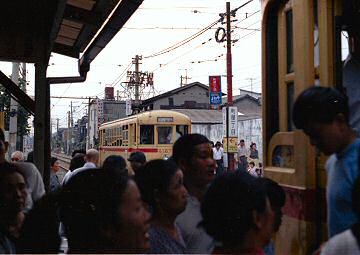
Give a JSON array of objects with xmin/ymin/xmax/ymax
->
[
  {"xmin": 158, "ymin": 126, "xmax": 173, "ymax": 144},
  {"xmin": 176, "ymin": 125, "xmax": 189, "ymax": 140},
  {"xmin": 140, "ymin": 125, "xmax": 154, "ymax": 144}
]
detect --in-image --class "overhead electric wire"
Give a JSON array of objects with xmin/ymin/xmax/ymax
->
[{"xmin": 144, "ymin": 19, "xmax": 221, "ymax": 59}]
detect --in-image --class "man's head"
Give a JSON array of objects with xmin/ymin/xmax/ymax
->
[
  {"xmin": 128, "ymin": 151, "xmax": 146, "ymax": 174},
  {"xmin": 293, "ymin": 87, "xmax": 351, "ymax": 155},
  {"xmin": 85, "ymin": 149, "xmax": 99, "ymax": 166},
  {"xmin": 173, "ymin": 134, "xmax": 216, "ymax": 187},
  {"xmin": 0, "ymin": 128, "xmax": 8, "ymax": 163},
  {"xmin": 239, "ymin": 139, "xmax": 245, "ymax": 147}
]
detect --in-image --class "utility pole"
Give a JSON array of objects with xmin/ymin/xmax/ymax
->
[
  {"xmin": 179, "ymin": 69, "xmax": 191, "ymax": 87},
  {"xmin": 9, "ymin": 62, "xmax": 19, "ymax": 156},
  {"xmin": 226, "ymin": 2, "xmax": 235, "ymax": 172},
  {"xmin": 246, "ymin": 77, "xmax": 256, "ymax": 94},
  {"xmin": 133, "ymin": 55, "xmax": 141, "ymax": 113},
  {"xmin": 67, "ymin": 111, "xmax": 70, "ymax": 155},
  {"xmin": 87, "ymin": 97, "xmax": 91, "ymax": 150}
]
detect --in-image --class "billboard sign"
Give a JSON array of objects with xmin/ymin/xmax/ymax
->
[
  {"xmin": 209, "ymin": 75, "xmax": 221, "ymax": 92},
  {"xmin": 209, "ymin": 75, "xmax": 222, "ymax": 107}
]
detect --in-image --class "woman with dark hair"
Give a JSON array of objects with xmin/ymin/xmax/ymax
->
[
  {"xmin": 69, "ymin": 153, "xmax": 85, "ymax": 171},
  {"xmin": 103, "ymin": 155, "xmax": 128, "ymax": 177},
  {"xmin": 0, "ymin": 162, "xmax": 27, "ymax": 253},
  {"xmin": 60, "ymin": 169, "xmax": 150, "ymax": 253},
  {"xmin": 201, "ymin": 172, "xmax": 277, "ymax": 254},
  {"xmin": 135, "ymin": 159, "xmax": 188, "ymax": 254}
]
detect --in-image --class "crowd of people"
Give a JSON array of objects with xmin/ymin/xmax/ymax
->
[
  {"xmin": 211, "ymin": 139, "xmax": 262, "ymax": 177},
  {"xmin": 1, "ymin": 86, "xmax": 360, "ymax": 254}
]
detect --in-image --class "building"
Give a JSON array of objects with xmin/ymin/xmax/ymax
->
[
  {"xmin": 88, "ymin": 98, "xmax": 127, "ymax": 149},
  {"xmin": 141, "ymin": 82, "xmax": 212, "ymax": 110}
]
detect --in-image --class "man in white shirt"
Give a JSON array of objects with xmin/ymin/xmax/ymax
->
[
  {"xmin": 213, "ymin": 141, "xmax": 224, "ymax": 176},
  {"xmin": 237, "ymin": 139, "xmax": 248, "ymax": 172}
]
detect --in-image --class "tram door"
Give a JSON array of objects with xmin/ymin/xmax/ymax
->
[{"xmin": 261, "ymin": 0, "xmax": 338, "ymax": 254}]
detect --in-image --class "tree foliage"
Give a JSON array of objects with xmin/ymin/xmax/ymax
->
[{"xmin": 0, "ymin": 76, "xmax": 31, "ymax": 137}]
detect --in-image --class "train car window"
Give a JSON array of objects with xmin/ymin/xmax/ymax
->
[
  {"xmin": 176, "ymin": 125, "xmax": 189, "ymax": 140},
  {"xmin": 272, "ymin": 145, "xmax": 294, "ymax": 168},
  {"xmin": 286, "ymin": 9, "xmax": 294, "ymax": 73},
  {"xmin": 158, "ymin": 126, "xmax": 173, "ymax": 144},
  {"xmin": 313, "ymin": 0, "xmax": 320, "ymax": 67},
  {"xmin": 287, "ymin": 83, "xmax": 295, "ymax": 131},
  {"xmin": 140, "ymin": 125, "xmax": 154, "ymax": 144}
]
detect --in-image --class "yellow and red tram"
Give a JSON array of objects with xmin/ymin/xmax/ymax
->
[
  {"xmin": 262, "ymin": 0, "xmax": 359, "ymax": 254},
  {"xmin": 98, "ymin": 110, "xmax": 191, "ymax": 173}
]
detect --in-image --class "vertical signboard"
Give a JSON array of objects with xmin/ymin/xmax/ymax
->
[
  {"xmin": 209, "ymin": 75, "xmax": 222, "ymax": 108},
  {"xmin": 222, "ymin": 106, "xmax": 238, "ymax": 153}
]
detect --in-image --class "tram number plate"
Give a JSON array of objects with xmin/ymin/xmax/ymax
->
[{"xmin": 158, "ymin": 148, "xmax": 171, "ymax": 154}]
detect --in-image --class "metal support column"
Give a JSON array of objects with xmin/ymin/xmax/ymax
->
[{"xmin": 34, "ymin": 62, "xmax": 50, "ymax": 192}]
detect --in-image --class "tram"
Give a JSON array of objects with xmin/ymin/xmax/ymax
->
[
  {"xmin": 98, "ymin": 110, "xmax": 191, "ymax": 172},
  {"xmin": 262, "ymin": 0, "xmax": 359, "ymax": 254}
]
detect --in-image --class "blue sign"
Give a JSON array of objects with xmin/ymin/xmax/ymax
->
[{"xmin": 210, "ymin": 92, "xmax": 222, "ymax": 105}]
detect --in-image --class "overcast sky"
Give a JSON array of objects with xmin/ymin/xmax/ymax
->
[{"xmin": 0, "ymin": 0, "xmax": 262, "ymax": 128}]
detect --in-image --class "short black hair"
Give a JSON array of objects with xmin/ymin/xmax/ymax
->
[
  {"xmin": 69, "ymin": 153, "xmax": 85, "ymax": 171},
  {"xmin": 50, "ymin": 157, "xmax": 58, "ymax": 167},
  {"xmin": 135, "ymin": 159, "xmax": 179, "ymax": 216},
  {"xmin": 260, "ymin": 178, "xmax": 285, "ymax": 208},
  {"xmin": 172, "ymin": 134, "xmax": 210, "ymax": 164},
  {"xmin": 201, "ymin": 172, "xmax": 267, "ymax": 246},
  {"xmin": 103, "ymin": 155, "xmax": 128, "ymax": 177},
  {"xmin": 240, "ymin": 139, "xmax": 245, "ymax": 143},
  {"xmin": 293, "ymin": 87, "xmax": 349, "ymax": 129},
  {"xmin": 60, "ymin": 169, "xmax": 131, "ymax": 253}
]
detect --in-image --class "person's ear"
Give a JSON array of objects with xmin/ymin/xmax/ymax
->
[{"xmin": 252, "ymin": 210, "xmax": 264, "ymax": 230}]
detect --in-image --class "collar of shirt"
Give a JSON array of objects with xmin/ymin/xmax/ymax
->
[{"xmin": 336, "ymin": 138, "xmax": 360, "ymax": 159}]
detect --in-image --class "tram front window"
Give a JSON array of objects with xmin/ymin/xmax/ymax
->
[
  {"xmin": 158, "ymin": 126, "xmax": 173, "ymax": 144},
  {"xmin": 140, "ymin": 125, "xmax": 154, "ymax": 144}
]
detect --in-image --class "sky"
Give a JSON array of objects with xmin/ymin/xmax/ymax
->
[{"xmin": 1, "ymin": 0, "xmax": 263, "ymax": 128}]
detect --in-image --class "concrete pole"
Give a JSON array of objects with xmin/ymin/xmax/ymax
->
[{"xmin": 9, "ymin": 62, "xmax": 19, "ymax": 156}]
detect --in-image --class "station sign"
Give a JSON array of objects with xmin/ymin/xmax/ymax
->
[
  {"xmin": 209, "ymin": 75, "xmax": 222, "ymax": 107},
  {"xmin": 222, "ymin": 106, "xmax": 238, "ymax": 153},
  {"xmin": 210, "ymin": 92, "xmax": 222, "ymax": 105},
  {"xmin": 223, "ymin": 137, "xmax": 238, "ymax": 153}
]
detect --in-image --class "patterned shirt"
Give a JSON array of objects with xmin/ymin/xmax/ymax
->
[{"xmin": 149, "ymin": 224, "xmax": 186, "ymax": 254}]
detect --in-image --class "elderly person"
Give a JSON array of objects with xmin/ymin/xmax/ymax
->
[
  {"xmin": 62, "ymin": 148, "xmax": 99, "ymax": 185},
  {"xmin": 11, "ymin": 151, "xmax": 24, "ymax": 162}
]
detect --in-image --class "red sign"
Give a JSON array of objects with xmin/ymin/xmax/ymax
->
[{"xmin": 209, "ymin": 76, "xmax": 221, "ymax": 93}]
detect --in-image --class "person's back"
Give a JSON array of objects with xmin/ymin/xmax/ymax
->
[{"xmin": 293, "ymin": 86, "xmax": 359, "ymax": 237}]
